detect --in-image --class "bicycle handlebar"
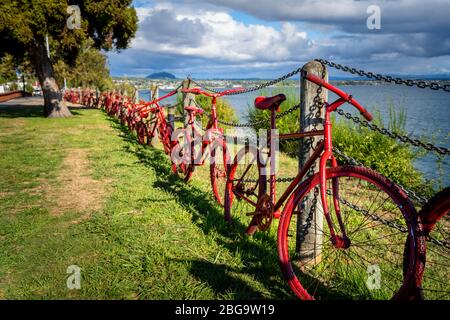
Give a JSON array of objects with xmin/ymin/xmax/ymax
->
[{"xmin": 305, "ymin": 73, "xmax": 373, "ymax": 121}]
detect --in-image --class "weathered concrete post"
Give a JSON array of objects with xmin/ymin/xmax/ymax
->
[
  {"xmin": 134, "ymin": 86, "xmax": 139, "ymax": 103},
  {"xmin": 181, "ymin": 78, "xmax": 195, "ymax": 126},
  {"xmin": 152, "ymin": 84, "xmax": 159, "ymax": 100},
  {"xmin": 297, "ymin": 60, "xmax": 328, "ymax": 265},
  {"xmin": 168, "ymin": 104, "xmax": 175, "ymax": 130}
]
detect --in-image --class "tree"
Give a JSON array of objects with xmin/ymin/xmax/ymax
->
[
  {"xmin": 0, "ymin": 54, "xmax": 17, "ymax": 84},
  {"xmin": 0, "ymin": 1, "xmax": 137, "ymax": 117},
  {"xmin": 54, "ymin": 39, "xmax": 113, "ymax": 91}
]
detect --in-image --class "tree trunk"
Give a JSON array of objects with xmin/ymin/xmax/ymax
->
[{"xmin": 30, "ymin": 41, "xmax": 72, "ymax": 118}]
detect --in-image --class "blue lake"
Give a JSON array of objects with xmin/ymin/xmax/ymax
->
[{"xmin": 139, "ymin": 84, "xmax": 450, "ymax": 187}]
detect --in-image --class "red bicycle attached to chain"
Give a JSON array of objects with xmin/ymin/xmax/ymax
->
[
  {"xmin": 224, "ymin": 73, "xmax": 426, "ymax": 299},
  {"xmin": 172, "ymin": 87, "xmax": 243, "ymax": 206}
]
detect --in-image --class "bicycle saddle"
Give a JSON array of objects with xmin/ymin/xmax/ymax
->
[{"xmin": 254, "ymin": 94, "xmax": 286, "ymax": 112}]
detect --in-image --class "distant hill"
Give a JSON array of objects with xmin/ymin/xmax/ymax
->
[{"xmin": 146, "ymin": 72, "xmax": 176, "ymax": 79}]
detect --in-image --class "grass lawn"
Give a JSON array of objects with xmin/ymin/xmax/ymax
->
[
  {"xmin": 0, "ymin": 98, "xmax": 295, "ymax": 299},
  {"xmin": 1, "ymin": 98, "xmax": 446, "ymax": 300}
]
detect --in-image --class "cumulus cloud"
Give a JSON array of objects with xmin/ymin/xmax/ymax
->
[
  {"xmin": 107, "ymin": 0, "xmax": 450, "ymax": 77},
  {"xmin": 130, "ymin": 6, "xmax": 311, "ymax": 63}
]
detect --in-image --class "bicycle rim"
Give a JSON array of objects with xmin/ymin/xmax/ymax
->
[
  {"xmin": 225, "ymin": 145, "xmax": 265, "ymax": 225},
  {"xmin": 419, "ymin": 187, "xmax": 449, "ymax": 300},
  {"xmin": 210, "ymin": 140, "xmax": 228, "ymax": 206},
  {"xmin": 278, "ymin": 165, "xmax": 424, "ymax": 300}
]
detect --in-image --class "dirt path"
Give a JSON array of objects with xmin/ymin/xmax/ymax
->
[{"xmin": 48, "ymin": 148, "xmax": 106, "ymax": 218}]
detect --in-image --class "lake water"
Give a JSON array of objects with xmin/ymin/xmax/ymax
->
[{"xmin": 139, "ymin": 84, "xmax": 450, "ymax": 187}]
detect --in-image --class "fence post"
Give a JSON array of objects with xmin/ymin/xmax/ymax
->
[
  {"xmin": 168, "ymin": 104, "xmax": 175, "ymax": 131},
  {"xmin": 297, "ymin": 60, "xmax": 328, "ymax": 265},
  {"xmin": 134, "ymin": 86, "xmax": 139, "ymax": 103},
  {"xmin": 181, "ymin": 78, "xmax": 195, "ymax": 126}
]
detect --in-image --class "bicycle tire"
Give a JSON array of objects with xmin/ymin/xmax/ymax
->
[
  {"xmin": 209, "ymin": 138, "xmax": 229, "ymax": 206},
  {"xmin": 277, "ymin": 165, "xmax": 425, "ymax": 300},
  {"xmin": 224, "ymin": 144, "xmax": 267, "ymax": 233},
  {"xmin": 416, "ymin": 187, "xmax": 449, "ymax": 300}
]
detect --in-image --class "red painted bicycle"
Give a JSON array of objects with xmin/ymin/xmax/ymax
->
[
  {"xmin": 172, "ymin": 87, "xmax": 242, "ymax": 206},
  {"xmin": 224, "ymin": 73, "xmax": 426, "ymax": 299}
]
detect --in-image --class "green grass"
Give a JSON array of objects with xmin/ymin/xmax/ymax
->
[
  {"xmin": 1, "ymin": 103, "xmax": 446, "ymax": 300},
  {"xmin": 0, "ymin": 104, "xmax": 293, "ymax": 299}
]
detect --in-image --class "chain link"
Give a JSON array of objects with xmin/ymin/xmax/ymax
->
[
  {"xmin": 333, "ymin": 147, "xmax": 429, "ymax": 205},
  {"xmin": 201, "ymin": 101, "xmax": 302, "ymax": 128},
  {"xmin": 335, "ymin": 109, "xmax": 450, "ymax": 155},
  {"xmin": 317, "ymin": 59, "xmax": 450, "ymax": 92},
  {"xmin": 188, "ymin": 67, "xmax": 302, "ymax": 96}
]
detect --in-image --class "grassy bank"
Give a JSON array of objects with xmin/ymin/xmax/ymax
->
[{"xmin": 0, "ymin": 99, "xmax": 294, "ymax": 299}]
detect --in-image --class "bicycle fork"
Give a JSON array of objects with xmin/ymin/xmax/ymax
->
[{"xmin": 319, "ymin": 108, "xmax": 350, "ymax": 249}]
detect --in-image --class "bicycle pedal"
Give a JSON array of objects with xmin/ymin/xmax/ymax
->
[{"xmin": 273, "ymin": 210, "xmax": 281, "ymax": 219}]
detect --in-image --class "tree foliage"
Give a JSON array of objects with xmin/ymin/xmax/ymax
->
[
  {"xmin": 0, "ymin": 0, "xmax": 137, "ymax": 117},
  {"xmin": 0, "ymin": 54, "xmax": 17, "ymax": 84},
  {"xmin": 54, "ymin": 40, "xmax": 113, "ymax": 91}
]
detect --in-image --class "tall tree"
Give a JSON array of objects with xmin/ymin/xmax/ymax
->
[
  {"xmin": 0, "ymin": 1, "xmax": 137, "ymax": 117},
  {"xmin": 0, "ymin": 54, "xmax": 17, "ymax": 84},
  {"xmin": 54, "ymin": 39, "xmax": 113, "ymax": 91}
]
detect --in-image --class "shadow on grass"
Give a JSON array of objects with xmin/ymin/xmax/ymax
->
[
  {"xmin": 105, "ymin": 116, "xmax": 353, "ymax": 300},
  {"xmin": 0, "ymin": 100, "xmax": 85, "ymax": 118}
]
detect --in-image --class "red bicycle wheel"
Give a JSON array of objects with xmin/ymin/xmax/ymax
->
[
  {"xmin": 224, "ymin": 144, "xmax": 267, "ymax": 234},
  {"xmin": 277, "ymin": 165, "xmax": 425, "ymax": 300},
  {"xmin": 209, "ymin": 138, "xmax": 229, "ymax": 207},
  {"xmin": 135, "ymin": 121, "xmax": 148, "ymax": 145},
  {"xmin": 417, "ymin": 187, "xmax": 449, "ymax": 299},
  {"xmin": 171, "ymin": 127, "xmax": 194, "ymax": 182}
]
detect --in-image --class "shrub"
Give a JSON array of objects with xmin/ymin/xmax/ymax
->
[
  {"xmin": 332, "ymin": 108, "xmax": 433, "ymax": 197},
  {"xmin": 246, "ymin": 87, "xmax": 301, "ymax": 157},
  {"xmin": 176, "ymin": 93, "xmax": 237, "ymax": 128}
]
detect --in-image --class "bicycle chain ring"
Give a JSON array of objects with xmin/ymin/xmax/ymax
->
[{"xmin": 255, "ymin": 193, "xmax": 273, "ymax": 231}]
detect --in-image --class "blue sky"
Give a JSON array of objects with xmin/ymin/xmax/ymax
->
[{"xmin": 108, "ymin": 0, "xmax": 450, "ymax": 79}]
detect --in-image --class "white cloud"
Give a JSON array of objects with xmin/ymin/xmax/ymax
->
[
  {"xmin": 132, "ymin": 7, "xmax": 311, "ymax": 63},
  {"xmin": 108, "ymin": 0, "xmax": 450, "ymax": 77}
]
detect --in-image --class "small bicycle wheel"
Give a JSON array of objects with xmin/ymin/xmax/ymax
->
[
  {"xmin": 135, "ymin": 121, "xmax": 148, "ymax": 145},
  {"xmin": 224, "ymin": 144, "xmax": 266, "ymax": 233},
  {"xmin": 209, "ymin": 138, "xmax": 229, "ymax": 207},
  {"xmin": 171, "ymin": 127, "xmax": 194, "ymax": 182},
  {"xmin": 146, "ymin": 118, "xmax": 159, "ymax": 147},
  {"xmin": 418, "ymin": 187, "xmax": 449, "ymax": 300},
  {"xmin": 277, "ymin": 165, "xmax": 425, "ymax": 300}
]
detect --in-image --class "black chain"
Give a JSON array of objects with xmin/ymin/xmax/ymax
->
[
  {"xmin": 335, "ymin": 109, "xmax": 450, "ymax": 156},
  {"xmin": 188, "ymin": 67, "xmax": 302, "ymax": 96},
  {"xmin": 332, "ymin": 189, "xmax": 450, "ymax": 249},
  {"xmin": 333, "ymin": 147, "xmax": 429, "ymax": 205},
  {"xmin": 317, "ymin": 59, "xmax": 450, "ymax": 92},
  {"xmin": 201, "ymin": 101, "xmax": 302, "ymax": 128}
]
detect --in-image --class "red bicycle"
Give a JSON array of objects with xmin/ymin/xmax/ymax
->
[
  {"xmin": 224, "ymin": 73, "xmax": 426, "ymax": 299},
  {"xmin": 132, "ymin": 90, "xmax": 189, "ymax": 175},
  {"xmin": 172, "ymin": 87, "xmax": 242, "ymax": 206}
]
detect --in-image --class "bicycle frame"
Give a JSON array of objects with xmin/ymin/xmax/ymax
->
[
  {"xmin": 232, "ymin": 74, "xmax": 372, "ymax": 245},
  {"xmin": 180, "ymin": 88, "xmax": 244, "ymax": 166},
  {"xmin": 137, "ymin": 89, "xmax": 179, "ymax": 152}
]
